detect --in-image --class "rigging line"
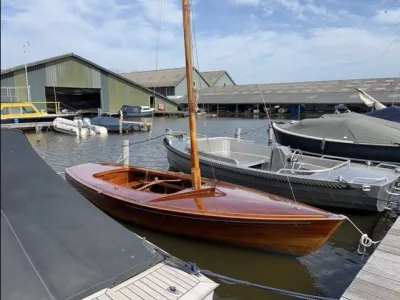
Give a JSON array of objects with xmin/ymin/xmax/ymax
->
[
  {"xmin": 190, "ymin": 0, "xmax": 218, "ymax": 182},
  {"xmin": 365, "ymin": 31, "xmax": 400, "ymax": 74},
  {"xmin": 1, "ymin": 209, "xmax": 56, "ymax": 300},
  {"xmin": 232, "ymin": 0, "xmax": 298, "ymax": 204}
]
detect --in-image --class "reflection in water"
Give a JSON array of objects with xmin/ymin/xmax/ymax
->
[{"xmin": 27, "ymin": 117, "xmax": 389, "ymax": 299}]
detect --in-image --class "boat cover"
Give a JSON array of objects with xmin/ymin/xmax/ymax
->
[
  {"xmin": 278, "ymin": 113, "xmax": 400, "ymax": 145},
  {"xmin": 364, "ymin": 106, "xmax": 400, "ymax": 123},
  {"xmin": 121, "ymin": 105, "xmax": 142, "ymax": 113},
  {"xmin": 91, "ymin": 116, "xmax": 131, "ymax": 130},
  {"xmin": 1, "ymin": 129, "xmax": 163, "ymax": 300}
]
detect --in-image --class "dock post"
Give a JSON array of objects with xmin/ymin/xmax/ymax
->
[
  {"xmin": 297, "ymin": 104, "xmax": 301, "ymax": 120},
  {"xmin": 119, "ymin": 110, "xmax": 123, "ymax": 134},
  {"xmin": 35, "ymin": 123, "xmax": 40, "ymax": 142},
  {"xmin": 234, "ymin": 128, "xmax": 241, "ymax": 140},
  {"xmin": 77, "ymin": 120, "xmax": 82, "ymax": 138},
  {"xmin": 268, "ymin": 123, "xmax": 273, "ymax": 145},
  {"xmin": 98, "ymin": 108, "xmax": 102, "ymax": 116},
  {"xmin": 123, "ymin": 140, "xmax": 129, "ymax": 165}
]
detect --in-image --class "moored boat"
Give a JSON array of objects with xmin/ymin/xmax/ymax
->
[
  {"xmin": 65, "ymin": 0, "xmax": 345, "ymax": 257},
  {"xmin": 121, "ymin": 105, "xmax": 155, "ymax": 118},
  {"xmin": 1, "ymin": 101, "xmax": 77, "ymax": 124},
  {"xmin": 90, "ymin": 116, "xmax": 133, "ymax": 132},
  {"xmin": 272, "ymin": 113, "xmax": 400, "ymax": 163},
  {"xmin": 163, "ymin": 134, "xmax": 400, "ymax": 212},
  {"xmin": 364, "ymin": 105, "xmax": 400, "ymax": 123},
  {"xmin": 52, "ymin": 117, "xmax": 93, "ymax": 136},
  {"xmin": 65, "ymin": 162, "xmax": 345, "ymax": 256}
]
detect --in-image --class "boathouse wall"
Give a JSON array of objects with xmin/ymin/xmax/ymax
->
[{"xmin": 1, "ymin": 54, "xmax": 180, "ymax": 113}]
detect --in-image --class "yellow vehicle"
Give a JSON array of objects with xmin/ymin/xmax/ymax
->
[{"xmin": 1, "ymin": 102, "xmax": 77, "ymax": 124}]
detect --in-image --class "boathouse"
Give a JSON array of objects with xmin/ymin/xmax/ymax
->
[
  {"xmin": 120, "ymin": 68, "xmax": 236, "ymax": 99},
  {"xmin": 178, "ymin": 78, "xmax": 400, "ymax": 115},
  {"xmin": 0, "ymin": 53, "xmax": 180, "ymax": 113}
]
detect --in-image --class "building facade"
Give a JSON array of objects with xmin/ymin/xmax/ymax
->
[
  {"xmin": 121, "ymin": 67, "xmax": 211, "ymax": 99},
  {"xmin": 179, "ymin": 78, "xmax": 400, "ymax": 114},
  {"xmin": 200, "ymin": 71, "xmax": 236, "ymax": 87},
  {"xmin": 1, "ymin": 53, "xmax": 179, "ymax": 113}
]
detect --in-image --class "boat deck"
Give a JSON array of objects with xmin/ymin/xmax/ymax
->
[
  {"xmin": 340, "ymin": 217, "xmax": 400, "ymax": 300},
  {"xmin": 84, "ymin": 262, "xmax": 217, "ymax": 300}
]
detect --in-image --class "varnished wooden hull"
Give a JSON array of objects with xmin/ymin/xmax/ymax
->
[{"xmin": 66, "ymin": 168, "xmax": 343, "ymax": 257}]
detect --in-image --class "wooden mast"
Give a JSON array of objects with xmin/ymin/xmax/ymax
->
[{"xmin": 182, "ymin": 0, "xmax": 202, "ymax": 190}]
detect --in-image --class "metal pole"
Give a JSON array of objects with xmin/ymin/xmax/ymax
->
[
  {"xmin": 23, "ymin": 42, "xmax": 31, "ymax": 102},
  {"xmin": 123, "ymin": 140, "xmax": 129, "ymax": 165}
]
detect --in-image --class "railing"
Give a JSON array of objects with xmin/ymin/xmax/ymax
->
[
  {"xmin": 276, "ymin": 159, "xmax": 352, "ymax": 175},
  {"xmin": 349, "ymin": 176, "xmax": 388, "ymax": 184},
  {"xmin": 32, "ymin": 101, "xmax": 62, "ymax": 114},
  {"xmin": 1, "ymin": 101, "xmax": 72, "ymax": 115},
  {"xmin": 1, "ymin": 86, "xmax": 31, "ymax": 102},
  {"xmin": 376, "ymin": 162, "xmax": 400, "ymax": 170}
]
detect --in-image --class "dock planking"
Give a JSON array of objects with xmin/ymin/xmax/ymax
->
[
  {"xmin": 340, "ymin": 217, "xmax": 400, "ymax": 300},
  {"xmin": 82, "ymin": 262, "xmax": 218, "ymax": 300},
  {"xmin": 1, "ymin": 122, "xmax": 52, "ymax": 129}
]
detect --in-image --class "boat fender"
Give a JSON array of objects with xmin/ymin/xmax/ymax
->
[{"xmin": 320, "ymin": 138, "xmax": 326, "ymax": 152}]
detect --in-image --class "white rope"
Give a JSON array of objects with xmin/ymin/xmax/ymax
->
[
  {"xmin": 115, "ymin": 152, "xmax": 123, "ymax": 163},
  {"xmin": 339, "ymin": 214, "xmax": 381, "ymax": 257}
]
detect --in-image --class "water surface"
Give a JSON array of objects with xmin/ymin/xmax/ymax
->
[{"xmin": 27, "ymin": 117, "xmax": 387, "ymax": 300}]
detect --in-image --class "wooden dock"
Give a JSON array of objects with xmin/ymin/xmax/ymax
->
[
  {"xmin": 340, "ymin": 217, "xmax": 400, "ymax": 300},
  {"xmin": 83, "ymin": 262, "xmax": 218, "ymax": 300},
  {"xmin": 154, "ymin": 111, "xmax": 189, "ymax": 117},
  {"xmin": 1, "ymin": 122, "xmax": 52, "ymax": 130}
]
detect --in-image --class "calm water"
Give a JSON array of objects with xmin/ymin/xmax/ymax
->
[{"xmin": 26, "ymin": 117, "xmax": 390, "ymax": 300}]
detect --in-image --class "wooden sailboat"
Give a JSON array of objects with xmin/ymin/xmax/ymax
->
[{"xmin": 65, "ymin": 0, "xmax": 344, "ymax": 257}]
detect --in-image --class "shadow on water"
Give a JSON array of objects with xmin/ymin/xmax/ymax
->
[{"xmin": 26, "ymin": 117, "xmax": 396, "ymax": 300}]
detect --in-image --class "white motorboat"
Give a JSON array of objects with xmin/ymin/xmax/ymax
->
[{"xmin": 52, "ymin": 118, "xmax": 91, "ymax": 136}]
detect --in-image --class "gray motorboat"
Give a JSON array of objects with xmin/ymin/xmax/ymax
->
[{"xmin": 164, "ymin": 133, "xmax": 400, "ymax": 212}]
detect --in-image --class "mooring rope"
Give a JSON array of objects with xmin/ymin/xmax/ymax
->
[
  {"xmin": 339, "ymin": 215, "xmax": 381, "ymax": 257},
  {"xmin": 167, "ymin": 259, "xmax": 339, "ymax": 300}
]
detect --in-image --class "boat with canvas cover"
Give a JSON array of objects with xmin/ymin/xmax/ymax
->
[
  {"xmin": 90, "ymin": 116, "xmax": 133, "ymax": 132},
  {"xmin": 272, "ymin": 112, "xmax": 400, "ymax": 163},
  {"xmin": 121, "ymin": 105, "xmax": 155, "ymax": 117},
  {"xmin": 164, "ymin": 134, "xmax": 400, "ymax": 212},
  {"xmin": 64, "ymin": 0, "xmax": 344, "ymax": 257},
  {"xmin": 364, "ymin": 105, "xmax": 400, "ymax": 123},
  {"xmin": 1, "ymin": 127, "xmax": 218, "ymax": 300}
]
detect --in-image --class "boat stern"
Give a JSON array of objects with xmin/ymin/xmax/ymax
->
[{"xmin": 376, "ymin": 175, "xmax": 400, "ymax": 212}]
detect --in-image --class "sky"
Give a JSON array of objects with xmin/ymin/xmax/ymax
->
[{"xmin": 1, "ymin": 0, "xmax": 400, "ymax": 84}]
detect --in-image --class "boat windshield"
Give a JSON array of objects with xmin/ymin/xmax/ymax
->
[
  {"xmin": 22, "ymin": 106, "xmax": 36, "ymax": 114},
  {"xmin": 1, "ymin": 107, "xmax": 10, "ymax": 115}
]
